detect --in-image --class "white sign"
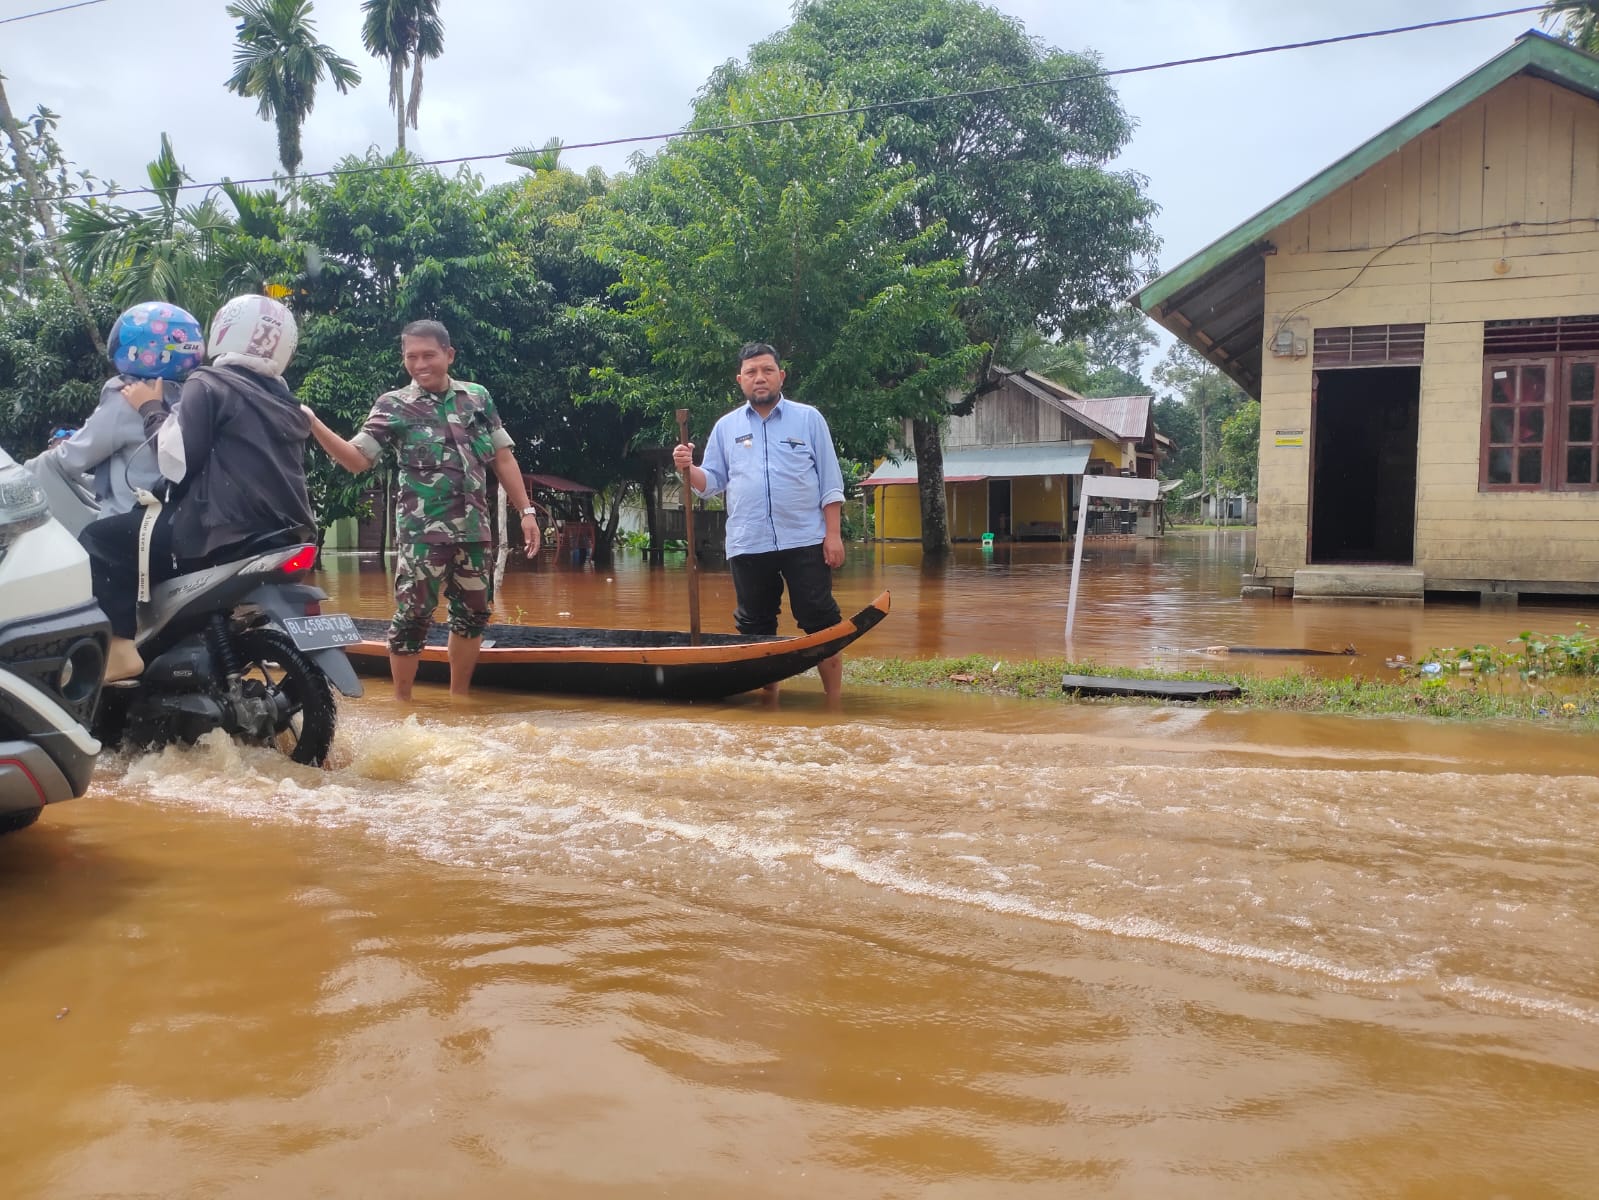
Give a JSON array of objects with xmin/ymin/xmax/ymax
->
[{"xmin": 1078, "ymin": 475, "xmax": 1161, "ymax": 502}]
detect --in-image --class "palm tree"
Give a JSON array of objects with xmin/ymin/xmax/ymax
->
[
  {"xmin": 224, "ymin": 0, "xmax": 360, "ymax": 186},
  {"xmin": 1543, "ymin": 1, "xmax": 1599, "ymax": 51},
  {"xmin": 360, "ymin": 0, "xmax": 445, "ymax": 152},
  {"xmin": 62, "ymin": 135, "xmax": 290, "ymax": 316}
]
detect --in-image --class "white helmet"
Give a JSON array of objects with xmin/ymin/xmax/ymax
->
[{"xmin": 207, "ymin": 294, "xmax": 299, "ymax": 377}]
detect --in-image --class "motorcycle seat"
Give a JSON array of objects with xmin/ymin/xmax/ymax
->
[{"xmin": 207, "ymin": 525, "xmax": 313, "ymax": 564}]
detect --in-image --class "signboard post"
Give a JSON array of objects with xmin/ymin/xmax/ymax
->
[{"xmin": 1066, "ymin": 475, "xmax": 1162, "ymax": 649}]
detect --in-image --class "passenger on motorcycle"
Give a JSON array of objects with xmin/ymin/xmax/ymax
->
[
  {"xmin": 35, "ymin": 302, "xmax": 189, "ymax": 517},
  {"xmin": 80, "ymin": 295, "xmax": 316, "ymax": 682}
]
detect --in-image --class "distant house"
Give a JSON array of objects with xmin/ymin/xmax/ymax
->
[
  {"xmin": 1182, "ymin": 490, "xmax": 1257, "ymax": 525},
  {"xmin": 1137, "ymin": 32, "xmax": 1599, "ymax": 601},
  {"xmin": 861, "ymin": 368, "xmax": 1163, "ymax": 541}
]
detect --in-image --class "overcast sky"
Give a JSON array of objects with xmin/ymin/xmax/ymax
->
[{"xmin": 3, "ymin": 0, "xmax": 1548, "ymax": 287}]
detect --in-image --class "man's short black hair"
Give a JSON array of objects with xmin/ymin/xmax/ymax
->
[
  {"xmin": 738, "ymin": 341, "xmax": 782, "ymax": 369},
  {"xmin": 401, "ymin": 319, "xmax": 452, "ymax": 349}
]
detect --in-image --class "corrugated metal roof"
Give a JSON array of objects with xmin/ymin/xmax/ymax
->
[
  {"xmin": 1063, "ymin": 394, "xmax": 1152, "ymax": 441},
  {"xmin": 861, "ymin": 442, "xmax": 1092, "ymax": 487}
]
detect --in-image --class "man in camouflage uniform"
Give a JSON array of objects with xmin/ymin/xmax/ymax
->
[{"xmin": 304, "ymin": 319, "xmax": 543, "ymax": 699}]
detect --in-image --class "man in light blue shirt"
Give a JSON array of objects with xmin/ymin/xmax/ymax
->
[{"xmin": 674, "ymin": 342, "xmax": 848, "ymax": 702}]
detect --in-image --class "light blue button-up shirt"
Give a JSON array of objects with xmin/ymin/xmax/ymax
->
[{"xmin": 695, "ymin": 395, "xmax": 846, "ymax": 558}]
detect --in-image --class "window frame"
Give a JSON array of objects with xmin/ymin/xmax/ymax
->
[
  {"xmin": 1560, "ymin": 355, "xmax": 1599, "ymax": 492},
  {"xmin": 1480, "ymin": 351, "xmax": 1599, "ymax": 494}
]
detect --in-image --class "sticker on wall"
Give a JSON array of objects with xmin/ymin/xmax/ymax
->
[{"xmin": 1273, "ymin": 429, "xmax": 1305, "ymax": 447}]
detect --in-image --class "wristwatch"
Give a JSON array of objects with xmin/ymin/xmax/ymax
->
[{"xmin": 520, "ymin": 506, "xmax": 539, "ymax": 517}]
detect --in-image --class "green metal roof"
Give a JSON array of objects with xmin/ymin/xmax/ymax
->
[{"xmin": 1134, "ymin": 32, "xmax": 1599, "ymax": 395}]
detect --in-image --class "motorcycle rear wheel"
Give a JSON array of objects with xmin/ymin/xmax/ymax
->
[{"xmin": 235, "ymin": 627, "xmax": 338, "ymax": 767}]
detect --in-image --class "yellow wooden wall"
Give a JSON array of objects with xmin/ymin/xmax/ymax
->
[
  {"xmin": 871, "ymin": 476, "xmax": 1075, "ymax": 540},
  {"xmin": 1088, "ymin": 438, "xmax": 1132, "ymax": 471},
  {"xmin": 948, "ymin": 482, "xmax": 988, "ymax": 540},
  {"xmin": 1257, "ymin": 73, "xmax": 1599, "ymax": 587},
  {"xmin": 874, "ymin": 483, "xmax": 921, "ymax": 540},
  {"xmin": 1013, "ymin": 475, "xmax": 1072, "ymax": 528}
]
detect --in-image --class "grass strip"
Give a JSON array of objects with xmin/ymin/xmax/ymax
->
[{"xmin": 843, "ymin": 654, "xmax": 1599, "ymax": 726}]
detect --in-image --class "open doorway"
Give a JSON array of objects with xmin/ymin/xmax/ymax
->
[
  {"xmin": 987, "ymin": 478, "xmax": 1012, "ymax": 540},
  {"xmin": 1310, "ymin": 366, "xmax": 1420, "ymax": 563}
]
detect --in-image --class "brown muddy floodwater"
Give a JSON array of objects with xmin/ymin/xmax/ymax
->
[
  {"xmin": 3, "ymin": 532, "xmax": 1597, "ymax": 1198},
  {"xmin": 330, "ymin": 530, "xmax": 1599, "ymax": 678}
]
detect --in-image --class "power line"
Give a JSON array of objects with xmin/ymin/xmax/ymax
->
[
  {"xmin": 0, "ymin": 0, "xmax": 111, "ymax": 27},
  {"xmin": 62, "ymin": 4, "xmax": 1547, "ymax": 202}
]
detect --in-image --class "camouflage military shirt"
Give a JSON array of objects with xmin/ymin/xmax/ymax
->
[{"xmin": 350, "ymin": 377, "xmax": 515, "ymax": 544}]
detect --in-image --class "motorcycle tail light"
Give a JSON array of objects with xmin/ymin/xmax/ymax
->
[{"xmin": 280, "ymin": 545, "xmax": 318, "ymax": 574}]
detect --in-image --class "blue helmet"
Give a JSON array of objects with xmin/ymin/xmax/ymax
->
[{"xmin": 108, "ymin": 302, "xmax": 205, "ymax": 381}]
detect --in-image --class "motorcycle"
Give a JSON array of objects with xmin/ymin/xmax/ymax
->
[{"xmin": 25, "ymin": 450, "xmax": 362, "ymax": 767}]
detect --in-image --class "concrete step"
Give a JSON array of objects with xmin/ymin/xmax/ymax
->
[{"xmin": 1293, "ymin": 566, "xmax": 1424, "ymax": 601}]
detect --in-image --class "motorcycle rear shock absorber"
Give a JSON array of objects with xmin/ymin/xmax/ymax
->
[{"xmin": 207, "ymin": 612, "xmax": 242, "ymax": 677}]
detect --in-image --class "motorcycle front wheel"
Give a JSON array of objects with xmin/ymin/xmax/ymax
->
[{"xmin": 235, "ymin": 627, "xmax": 338, "ymax": 766}]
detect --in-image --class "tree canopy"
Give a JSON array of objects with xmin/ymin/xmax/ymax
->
[
  {"xmin": 587, "ymin": 66, "xmax": 980, "ymax": 463},
  {"xmin": 702, "ymin": 0, "xmax": 1160, "ymax": 548},
  {"xmin": 715, "ymin": 0, "xmax": 1159, "ymax": 346},
  {"xmin": 1153, "ymin": 342, "xmax": 1255, "ymax": 510},
  {"xmin": 3, "ymin": 0, "xmax": 1173, "ymax": 553},
  {"xmin": 290, "ymin": 151, "xmax": 641, "ymax": 527}
]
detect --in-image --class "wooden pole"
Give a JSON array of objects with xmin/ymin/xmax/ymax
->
[{"xmin": 675, "ymin": 409, "xmax": 702, "ymax": 645}]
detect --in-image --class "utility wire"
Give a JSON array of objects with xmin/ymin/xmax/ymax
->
[
  {"xmin": 57, "ymin": 4, "xmax": 1548, "ymax": 202},
  {"xmin": 0, "ymin": 0, "xmax": 110, "ymax": 26}
]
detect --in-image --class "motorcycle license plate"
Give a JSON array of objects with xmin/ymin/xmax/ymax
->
[{"xmin": 281, "ymin": 613, "xmax": 362, "ymax": 651}]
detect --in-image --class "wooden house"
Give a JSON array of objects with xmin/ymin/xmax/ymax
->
[
  {"xmin": 861, "ymin": 369, "xmax": 1162, "ymax": 541},
  {"xmin": 1137, "ymin": 33, "xmax": 1599, "ymax": 601}
]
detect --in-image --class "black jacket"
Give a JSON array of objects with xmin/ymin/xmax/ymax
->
[{"xmin": 141, "ymin": 364, "xmax": 315, "ymax": 559}]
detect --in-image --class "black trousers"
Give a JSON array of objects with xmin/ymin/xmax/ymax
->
[
  {"xmin": 79, "ymin": 508, "xmax": 181, "ymax": 639},
  {"xmin": 728, "ymin": 543, "xmax": 842, "ymax": 635}
]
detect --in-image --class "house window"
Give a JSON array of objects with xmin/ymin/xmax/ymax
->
[{"xmin": 1482, "ymin": 318, "xmax": 1599, "ymax": 492}]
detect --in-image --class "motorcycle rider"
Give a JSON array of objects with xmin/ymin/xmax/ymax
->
[
  {"xmin": 80, "ymin": 294, "xmax": 316, "ymax": 682},
  {"xmin": 31, "ymin": 302, "xmax": 189, "ymax": 520}
]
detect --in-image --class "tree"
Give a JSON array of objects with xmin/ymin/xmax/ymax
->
[
  {"xmin": 1542, "ymin": 1, "xmax": 1599, "ymax": 51},
  {"xmin": 224, "ymin": 0, "xmax": 360, "ymax": 186},
  {"xmin": 360, "ymin": 0, "xmax": 445, "ymax": 152},
  {"xmin": 288, "ymin": 152, "xmax": 637, "ymax": 534},
  {"xmin": 1216, "ymin": 399, "xmax": 1260, "ymax": 500},
  {"xmin": 1152, "ymin": 395, "xmax": 1199, "ymax": 478},
  {"xmin": 1153, "ymin": 342, "xmax": 1247, "ymax": 511},
  {"xmin": 586, "ymin": 66, "xmax": 978, "ymax": 493},
  {"xmin": 0, "ymin": 279, "xmax": 122, "ymax": 452},
  {"xmin": 708, "ymin": 0, "xmax": 1159, "ymax": 551},
  {"xmin": 994, "ymin": 325, "xmax": 1088, "ymax": 391},
  {"xmin": 61, "ymin": 136, "xmax": 294, "ymax": 317},
  {"xmin": 1082, "ymin": 308, "xmax": 1157, "ymax": 395},
  {"xmin": 0, "ymin": 74, "xmax": 103, "ymax": 348}
]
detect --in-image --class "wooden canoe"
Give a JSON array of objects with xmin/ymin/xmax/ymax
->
[{"xmin": 345, "ymin": 590, "xmax": 891, "ymax": 700}]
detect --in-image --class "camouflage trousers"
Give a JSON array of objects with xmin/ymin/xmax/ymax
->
[{"xmin": 389, "ymin": 541, "xmax": 494, "ymax": 655}]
